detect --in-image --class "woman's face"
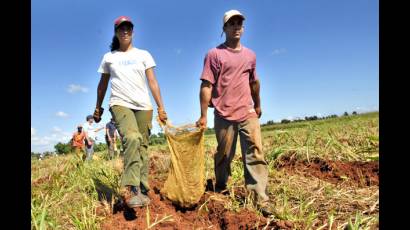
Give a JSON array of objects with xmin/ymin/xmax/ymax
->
[{"xmin": 116, "ymin": 23, "xmax": 133, "ymax": 44}]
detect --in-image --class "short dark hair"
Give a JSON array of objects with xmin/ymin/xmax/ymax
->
[{"xmin": 86, "ymin": 115, "xmax": 93, "ymax": 121}]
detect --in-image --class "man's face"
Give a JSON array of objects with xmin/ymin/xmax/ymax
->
[
  {"xmin": 116, "ymin": 23, "xmax": 133, "ymax": 43},
  {"xmin": 223, "ymin": 16, "xmax": 244, "ymax": 40}
]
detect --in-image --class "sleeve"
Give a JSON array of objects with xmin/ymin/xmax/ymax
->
[
  {"xmin": 143, "ymin": 51, "xmax": 156, "ymax": 70},
  {"xmin": 249, "ymin": 53, "xmax": 259, "ymax": 82},
  {"xmin": 200, "ymin": 50, "xmax": 219, "ymax": 85},
  {"xmin": 97, "ymin": 54, "xmax": 110, "ymax": 74}
]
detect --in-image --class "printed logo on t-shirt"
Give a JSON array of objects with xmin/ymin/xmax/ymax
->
[{"xmin": 118, "ymin": 60, "xmax": 137, "ymax": 66}]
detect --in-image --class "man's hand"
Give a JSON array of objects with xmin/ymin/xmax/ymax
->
[
  {"xmin": 158, "ymin": 108, "xmax": 168, "ymax": 125},
  {"xmin": 255, "ymin": 106, "xmax": 262, "ymax": 118},
  {"xmin": 196, "ymin": 116, "xmax": 207, "ymax": 130},
  {"xmin": 93, "ymin": 107, "xmax": 104, "ymax": 123}
]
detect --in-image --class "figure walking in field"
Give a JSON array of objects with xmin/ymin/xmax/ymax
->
[
  {"xmin": 72, "ymin": 124, "xmax": 87, "ymax": 161},
  {"xmin": 92, "ymin": 16, "xmax": 168, "ymax": 208},
  {"xmin": 196, "ymin": 10, "xmax": 271, "ymax": 216},
  {"xmin": 105, "ymin": 118, "xmax": 119, "ymax": 159},
  {"xmin": 83, "ymin": 115, "xmax": 104, "ymax": 161}
]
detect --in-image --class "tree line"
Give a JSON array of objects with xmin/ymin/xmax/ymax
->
[
  {"xmin": 31, "ymin": 111, "xmax": 360, "ymax": 157},
  {"xmin": 262, "ymin": 111, "xmax": 358, "ymax": 126}
]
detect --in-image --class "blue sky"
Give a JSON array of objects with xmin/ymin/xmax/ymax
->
[{"xmin": 31, "ymin": 0, "xmax": 379, "ymax": 153}]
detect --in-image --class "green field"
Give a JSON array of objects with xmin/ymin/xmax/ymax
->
[{"xmin": 31, "ymin": 112, "xmax": 379, "ymax": 229}]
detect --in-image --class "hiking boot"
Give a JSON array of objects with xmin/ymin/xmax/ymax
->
[
  {"xmin": 133, "ymin": 186, "xmax": 150, "ymax": 205},
  {"xmin": 121, "ymin": 186, "xmax": 150, "ymax": 208},
  {"xmin": 258, "ymin": 201, "xmax": 274, "ymax": 217}
]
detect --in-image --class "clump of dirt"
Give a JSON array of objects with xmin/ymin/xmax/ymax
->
[{"xmin": 275, "ymin": 155, "xmax": 379, "ymax": 187}]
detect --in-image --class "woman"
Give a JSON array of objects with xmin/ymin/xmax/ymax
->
[{"xmin": 93, "ymin": 16, "xmax": 168, "ymax": 208}]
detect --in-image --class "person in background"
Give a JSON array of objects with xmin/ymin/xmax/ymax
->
[
  {"xmin": 72, "ymin": 124, "xmax": 86, "ymax": 161},
  {"xmin": 83, "ymin": 115, "xmax": 104, "ymax": 161},
  {"xmin": 105, "ymin": 118, "xmax": 119, "ymax": 159}
]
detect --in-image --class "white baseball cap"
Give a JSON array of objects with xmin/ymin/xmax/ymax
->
[{"xmin": 222, "ymin": 10, "xmax": 245, "ymax": 26}]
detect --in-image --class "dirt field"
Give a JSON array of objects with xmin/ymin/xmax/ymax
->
[{"xmin": 99, "ymin": 153, "xmax": 378, "ymax": 229}]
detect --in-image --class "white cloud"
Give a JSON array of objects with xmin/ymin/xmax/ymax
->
[
  {"xmin": 31, "ymin": 127, "xmax": 36, "ymax": 136},
  {"xmin": 271, "ymin": 48, "xmax": 287, "ymax": 55},
  {"xmin": 67, "ymin": 84, "xmax": 88, "ymax": 93},
  {"xmin": 52, "ymin": 126, "xmax": 62, "ymax": 133},
  {"xmin": 56, "ymin": 111, "xmax": 69, "ymax": 118},
  {"xmin": 31, "ymin": 128, "xmax": 72, "ymax": 152}
]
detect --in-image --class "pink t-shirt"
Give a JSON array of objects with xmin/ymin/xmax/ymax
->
[{"xmin": 200, "ymin": 44, "xmax": 259, "ymax": 122}]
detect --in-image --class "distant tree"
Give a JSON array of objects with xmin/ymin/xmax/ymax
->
[
  {"xmin": 266, "ymin": 120, "xmax": 275, "ymax": 125},
  {"xmin": 54, "ymin": 142, "xmax": 72, "ymax": 155},
  {"xmin": 94, "ymin": 142, "xmax": 107, "ymax": 152},
  {"xmin": 305, "ymin": 116, "xmax": 318, "ymax": 121},
  {"xmin": 352, "ymin": 111, "xmax": 357, "ymax": 115},
  {"xmin": 43, "ymin": 151, "xmax": 55, "ymax": 157},
  {"xmin": 343, "ymin": 112, "xmax": 349, "ymax": 116},
  {"xmin": 149, "ymin": 132, "xmax": 166, "ymax": 145},
  {"xmin": 281, "ymin": 119, "xmax": 291, "ymax": 124}
]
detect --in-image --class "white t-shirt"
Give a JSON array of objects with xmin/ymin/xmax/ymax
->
[
  {"xmin": 98, "ymin": 47, "xmax": 156, "ymax": 110},
  {"xmin": 83, "ymin": 122, "xmax": 97, "ymax": 140}
]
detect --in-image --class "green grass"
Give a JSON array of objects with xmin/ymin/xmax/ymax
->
[
  {"xmin": 32, "ymin": 112, "xmax": 379, "ymax": 229},
  {"xmin": 31, "ymin": 154, "xmax": 122, "ymax": 229}
]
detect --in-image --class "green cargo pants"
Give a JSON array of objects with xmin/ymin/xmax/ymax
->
[
  {"xmin": 214, "ymin": 115, "xmax": 269, "ymax": 203},
  {"xmin": 110, "ymin": 105, "xmax": 152, "ymax": 190}
]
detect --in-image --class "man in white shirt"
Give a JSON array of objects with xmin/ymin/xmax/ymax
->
[{"xmin": 83, "ymin": 115, "xmax": 104, "ymax": 161}]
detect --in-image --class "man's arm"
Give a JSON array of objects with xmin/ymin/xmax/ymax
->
[
  {"xmin": 105, "ymin": 127, "xmax": 111, "ymax": 141},
  {"xmin": 196, "ymin": 80, "xmax": 213, "ymax": 129},
  {"xmin": 146, "ymin": 67, "xmax": 167, "ymax": 123},
  {"xmin": 250, "ymin": 80, "xmax": 262, "ymax": 118}
]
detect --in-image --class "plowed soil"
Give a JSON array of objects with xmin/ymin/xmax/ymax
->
[
  {"xmin": 100, "ymin": 178, "xmax": 292, "ymax": 230},
  {"xmin": 275, "ymin": 155, "xmax": 379, "ymax": 187}
]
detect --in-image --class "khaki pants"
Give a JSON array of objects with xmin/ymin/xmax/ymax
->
[
  {"xmin": 110, "ymin": 105, "xmax": 152, "ymax": 190},
  {"xmin": 105, "ymin": 136, "xmax": 116, "ymax": 159},
  {"xmin": 214, "ymin": 115, "xmax": 269, "ymax": 202}
]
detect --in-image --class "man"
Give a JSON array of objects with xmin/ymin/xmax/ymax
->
[
  {"xmin": 83, "ymin": 115, "xmax": 104, "ymax": 161},
  {"xmin": 72, "ymin": 124, "xmax": 86, "ymax": 161},
  {"xmin": 196, "ymin": 10, "xmax": 271, "ymax": 215},
  {"xmin": 105, "ymin": 118, "xmax": 119, "ymax": 159}
]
